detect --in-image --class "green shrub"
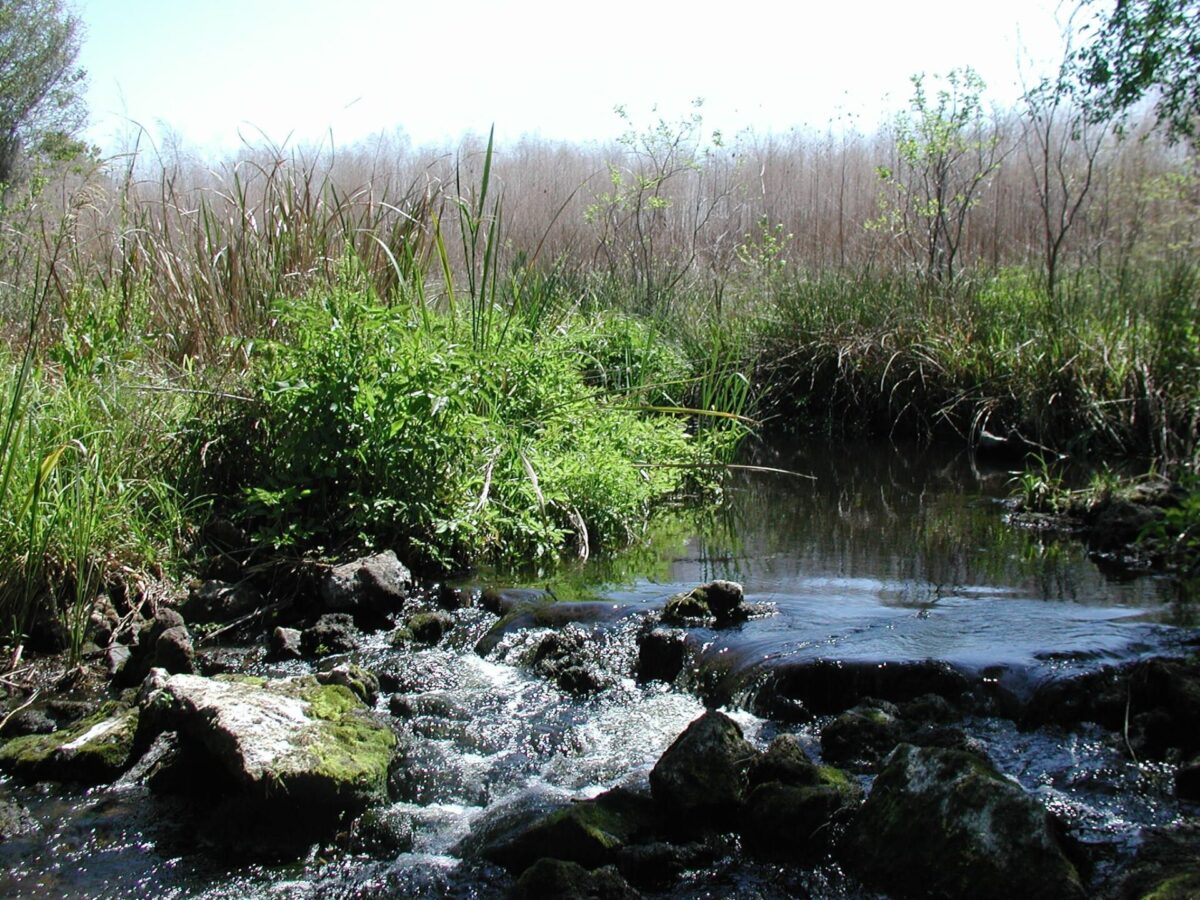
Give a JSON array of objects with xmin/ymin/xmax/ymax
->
[{"xmin": 233, "ymin": 286, "xmax": 714, "ymax": 570}]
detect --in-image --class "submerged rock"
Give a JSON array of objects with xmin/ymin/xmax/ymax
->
[
  {"xmin": 842, "ymin": 743, "xmax": 1085, "ymax": 900},
  {"xmin": 0, "ymin": 798, "xmax": 37, "ymax": 841},
  {"xmin": 649, "ymin": 710, "xmax": 755, "ymax": 827},
  {"xmin": 0, "ymin": 701, "xmax": 138, "ymax": 785}
]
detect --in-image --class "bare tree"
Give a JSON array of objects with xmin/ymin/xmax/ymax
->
[{"xmin": 1022, "ymin": 42, "xmax": 1114, "ymax": 294}]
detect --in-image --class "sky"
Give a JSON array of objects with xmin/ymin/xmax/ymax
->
[{"xmin": 75, "ymin": 0, "xmax": 1081, "ymax": 158}]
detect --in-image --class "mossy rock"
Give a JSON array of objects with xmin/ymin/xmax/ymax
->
[
  {"xmin": 511, "ymin": 858, "xmax": 642, "ymax": 900},
  {"xmin": 140, "ymin": 671, "xmax": 396, "ymax": 813},
  {"xmin": 0, "ymin": 701, "xmax": 138, "ymax": 785},
  {"xmin": 842, "ymin": 743, "xmax": 1085, "ymax": 900},
  {"xmin": 482, "ymin": 787, "xmax": 658, "ymax": 873}
]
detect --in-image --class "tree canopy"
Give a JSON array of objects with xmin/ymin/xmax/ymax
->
[
  {"xmin": 0, "ymin": 0, "xmax": 87, "ymax": 186},
  {"xmin": 1076, "ymin": 0, "xmax": 1200, "ymax": 141}
]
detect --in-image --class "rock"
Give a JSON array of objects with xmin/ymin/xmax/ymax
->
[
  {"xmin": 662, "ymin": 580, "xmax": 746, "ymax": 625},
  {"xmin": 105, "ymin": 644, "xmax": 132, "ymax": 680},
  {"xmin": 0, "ymin": 798, "xmax": 37, "ymax": 840},
  {"xmin": 740, "ymin": 734, "xmax": 861, "ymax": 860},
  {"xmin": 480, "ymin": 787, "xmax": 658, "ymax": 873},
  {"xmin": 528, "ymin": 626, "xmax": 607, "ymax": 695},
  {"xmin": 184, "ymin": 580, "xmax": 263, "ymax": 623},
  {"xmin": 1099, "ymin": 820, "xmax": 1200, "ymax": 900},
  {"xmin": 319, "ymin": 551, "xmax": 411, "ymax": 614},
  {"xmin": 1175, "ymin": 758, "xmax": 1200, "ymax": 801},
  {"xmin": 406, "ymin": 610, "xmax": 454, "ymax": 645},
  {"xmin": 138, "ymin": 671, "xmax": 396, "ymax": 821},
  {"xmin": 316, "ymin": 664, "xmax": 380, "ymax": 706},
  {"xmin": 154, "ymin": 625, "xmax": 195, "ymax": 675},
  {"xmin": 820, "ymin": 700, "xmax": 906, "ymax": 769},
  {"xmin": 474, "ymin": 601, "xmax": 630, "ymax": 658},
  {"xmin": 348, "ymin": 805, "xmax": 415, "ymax": 854},
  {"xmin": 0, "ymin": 708, "xmax": 57, "ymax": 737},
  {"xmin": 113, "ymin": 609, "xmax": 195, "ymax": 686},
  {"xmin": 511, "ymin": 858, "xmax": 642, "ymax": 900},
  {"xmin": 90, "ymin": 595, "xmax": 120, "ymax": 647},
  {"xmin": 746, "ymin": 733, "xmax": 822, "ymax": 788},
  {"xmin": 842, "ymin": 743, "xmax": 1085, "ymax": 900},
  {"xmin": 301, "ymin": 613, "xmax": 360, "ymax": 656},
  {"xmin": 748, "ymin": 658, "xmax": 973, "ymax": 719},
  {"xmin": 649, "ymin": 710, "xmax": 755, "ymax": 827},
  {"xmin": 268, "ymin": 626, "xmax": 302, "ymax": 661},
  {"xmin": 636, "ymin": 628, "xmax": 688, "ymax": 684},
  {"xmin": 1023, "ymin": 656, "xmax": 1200, "ymax": 759},
  {"xmin": 740, "ymin": 780, "xmax": 854, "ymax": 860},
  {"xmin": 389, "ymin": 691, "xmax": 472, "ymax": 721},
  {"xmin": 820, "ymin": 698, "xmax": 974, "ymax": 771},
  {"xmin": 478, "ymin": 587, "xmax": 551, "ymax": 616},
  {"xmin": 0, "ymin": 702, "xmax": 138, "ymax": 785},
  {"xmin": 613, "ymin": 837, "xmax": 728, "ymax": 890}
]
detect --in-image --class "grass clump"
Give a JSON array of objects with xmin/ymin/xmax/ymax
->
[{"xmin": 215, "ymin": 280, "xmax": 719, "ymax": 571}]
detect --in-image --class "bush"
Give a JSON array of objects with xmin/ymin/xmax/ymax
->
[{"xmin": 231, "ymin": 286, "xmax": 713, "ymax": 570}]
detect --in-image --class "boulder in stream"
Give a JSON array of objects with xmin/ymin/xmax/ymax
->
[
  {"xmin": 511, "ymin": 858, "xmax": 642, "ymax": 900},
  {"xmin": 841, "ymin": 743, "xmax": 1086, "ymax": 900},
  {"xmin": 821, "ymin": 697, "xmax": 975, "ymax": 771},
  {"xmin": 478, "ymin": 786, "xmax": 659, "ymax": 873},
  {"xmin": 319, "ymin": 550, "xmax": 412, "ymax": 615},
  {"xmin": 662, "ymin": 580, "xmax": 746, "ymax": 625},
  {"xmin": 137, "ymin": 670, "xmax": 397, "ymax": 845},
  {"xmin": 739, "ymin": 734, "xmax": 862, "ymax": 860},
  {"xmin": 0, "ymin": 701, "xmax": 138, "ymax": 785},
  {"xmin": 649, "ymin": 709, "xmax": 755, "ymax": 828}
]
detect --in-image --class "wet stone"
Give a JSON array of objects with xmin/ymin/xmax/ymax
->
[
  {"xmin": 510, "ymin": 858, "xmax": 642, "ymax": 900},
  {"xmin": 406, "ymin": 610, "xmax": 454, "ymax": 646},
  {"xmin": 842, "ymin": 743, "xmax": 1085, "ymax": 900},
  {"xmin": 301, "ymin": 613, "xmax": 360, "ymax": 657},
  {"xmin": 649, "ymin": 709, "xmax": 755, "ymax": 827},
  {"xmin": 636, "ymin": 628, "xmax": 688, "ymax": 685},
  {"xmin": 268, "ymin": 626, "xmax": 302, "ymax": 661}
]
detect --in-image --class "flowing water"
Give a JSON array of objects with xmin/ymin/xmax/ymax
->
[{"xmin": 0, "ymin": 440, "xmax": 1193, "ymax": 898}]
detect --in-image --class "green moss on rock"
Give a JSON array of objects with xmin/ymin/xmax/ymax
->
[{"xmin": 0, "ymin": 702, "xmax": 138, "ymax": 785}]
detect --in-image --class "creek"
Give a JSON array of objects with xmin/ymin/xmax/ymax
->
[{"xmin": 0, "ymin": 439, "xmax": 1193, "ymax": 898}]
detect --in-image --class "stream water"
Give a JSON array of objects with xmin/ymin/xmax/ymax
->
[{"xmin": 0, "ymin": 440, "xmax": 1193, "ymax": 898}]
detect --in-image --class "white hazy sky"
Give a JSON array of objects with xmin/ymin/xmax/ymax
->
[{"xmin": 76, "ymin": 0, "xmax": 1079, "ymax": 157}]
